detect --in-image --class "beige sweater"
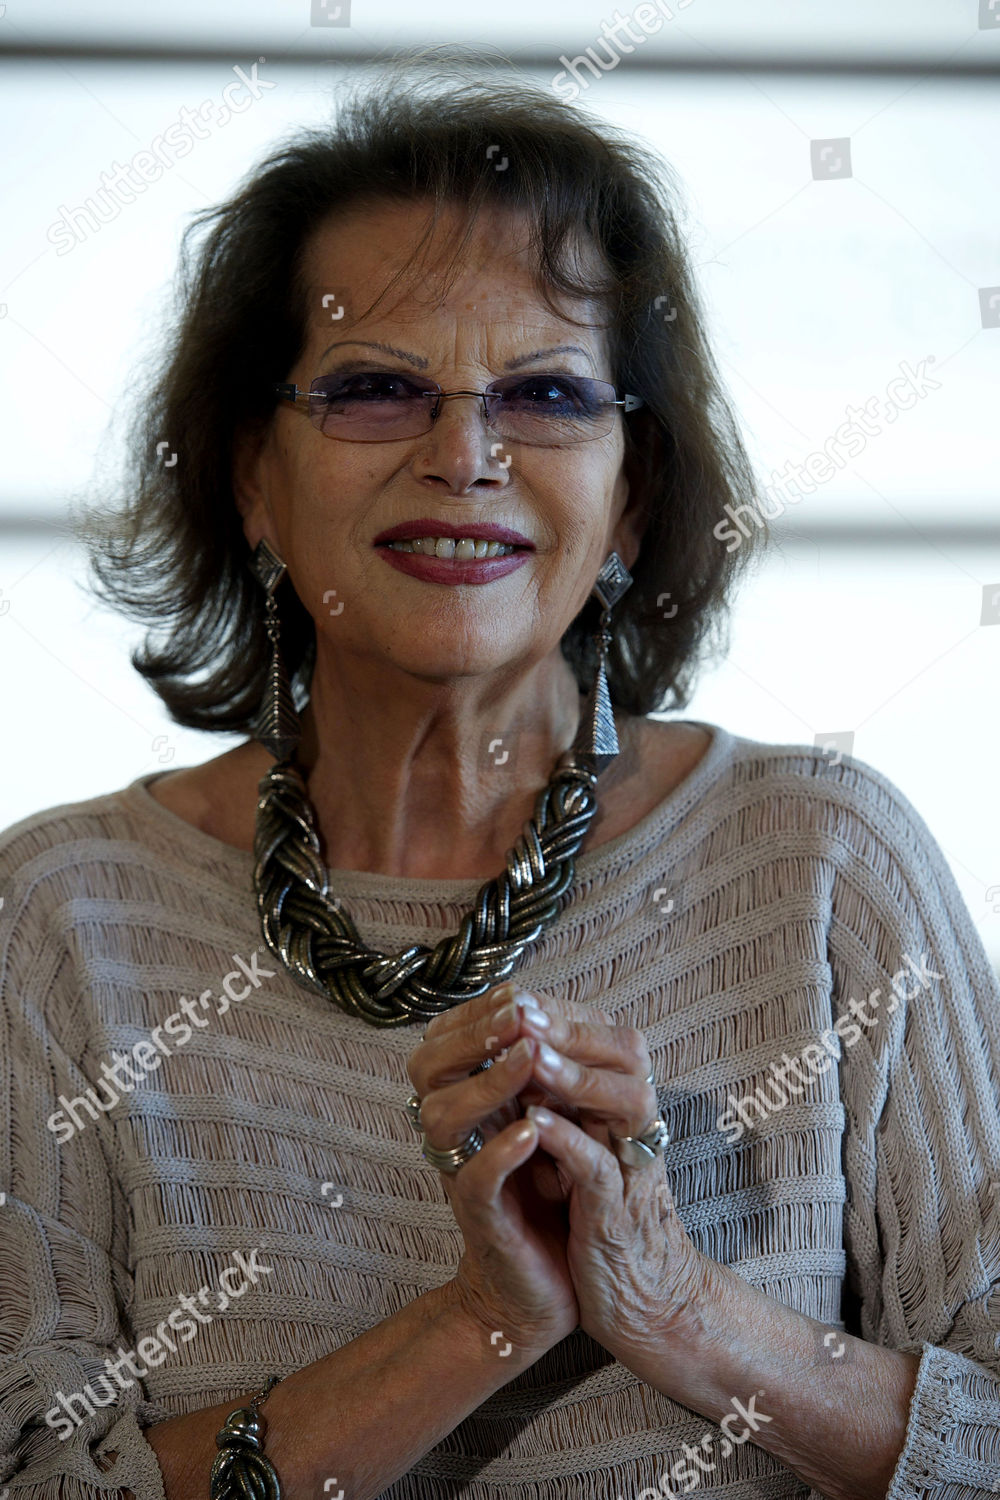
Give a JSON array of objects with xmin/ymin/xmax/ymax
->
[{"xmin": 2, "ymin": 718, "xmax": 999, "ymax": 1499}]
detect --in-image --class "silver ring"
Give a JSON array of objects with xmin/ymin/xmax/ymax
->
[
  {"xmin": 404, "ymin": 1090, "xmax": 423, "ymax": 1132},
  {"xmin": 421, "ymin": 1126, "xmax": 485, "ymax": 1175},
  {"xmin": 610, "ymin": 1117, "xmax": 670, "ymax": 1170}
]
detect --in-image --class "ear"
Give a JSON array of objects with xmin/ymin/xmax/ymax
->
[{"xmin": 232, "ymin": 417, "xmax": 277, "ymax": 553}]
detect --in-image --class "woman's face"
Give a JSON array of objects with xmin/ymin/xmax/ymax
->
[{"xmin": 235, "ymin": 197, "xmax": 647, "ymax": 690}]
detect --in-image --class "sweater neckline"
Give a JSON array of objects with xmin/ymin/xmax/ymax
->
[{"xmin": 125, "ymin": 717, "xmax": 733, "ymax": 898}]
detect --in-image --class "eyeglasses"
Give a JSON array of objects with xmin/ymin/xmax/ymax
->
[{"xmin": 272, "ymin": 371, "xmax": 645, "ymax": 445}]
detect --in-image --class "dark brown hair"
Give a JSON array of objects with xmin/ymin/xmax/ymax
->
[{"xmin": 74, "ymin": 51, "xmax": 768, "ymax": 731}]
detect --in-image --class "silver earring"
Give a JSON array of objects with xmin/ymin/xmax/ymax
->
[
  {"xmin": 248, "ymin": 538, "xmax": 302, "ymax": 763},
  {"xmin": 570, "ymin": 550, "xmax": 633, "ymax": 774}
]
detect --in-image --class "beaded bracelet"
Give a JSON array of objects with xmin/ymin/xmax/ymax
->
[{"xmin": 209, "ymin": 1373, "xmax": 282, "ymax": 1498}]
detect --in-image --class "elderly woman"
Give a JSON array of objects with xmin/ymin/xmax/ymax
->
[{"xmin": 1, "ymin": 65, "xmax": 999, "ymax": 1500}]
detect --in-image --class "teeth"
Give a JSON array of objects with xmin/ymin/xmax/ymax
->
[{"xmin": 387, "ymin": 536, "xmax": 517, "ymax": 558}]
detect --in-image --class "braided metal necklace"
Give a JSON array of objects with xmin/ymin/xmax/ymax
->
[{"xmin": 249, "ymin": 540, "xmax": 633, "ymax": 1030}]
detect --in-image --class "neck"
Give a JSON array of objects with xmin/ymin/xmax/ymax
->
[{"xmin": 284, "ymin": 655, "xmax": 628, "ymax": 881}]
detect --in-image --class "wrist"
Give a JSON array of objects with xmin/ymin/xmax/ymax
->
[
  {"xmin": 438, "ymin": 1279, "xmax": 550, "ymax": 1375},
  {"xmin": 604, "ymin": 1245, "xmax": 730, "ymax": 1398}
]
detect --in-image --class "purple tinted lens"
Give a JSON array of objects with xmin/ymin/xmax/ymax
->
[
  {"xmin": 309, "ymin": 372, "xmax": 436, "ymax": 437},
  {"xmin": 488, "ymin": 375, "xmax": 614, "ymax": 421}
]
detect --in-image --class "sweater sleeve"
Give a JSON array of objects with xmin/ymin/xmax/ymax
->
[
  {"xmin": 823, "ymin": 756, "xmax": 1000, "ymax": 1498},
  {"xmin": 0, "ymin": 848, "xmax": 172, "ymax": 1499}
]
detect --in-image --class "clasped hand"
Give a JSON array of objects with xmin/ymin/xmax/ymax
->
[{"xmin": 407, "ymin": 983, "xmax": 707, "ymax": 1362}]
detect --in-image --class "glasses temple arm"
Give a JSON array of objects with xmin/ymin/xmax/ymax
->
[{"xmin": 273, "ymin": 382, "xmax": 319, "ymax": 404}]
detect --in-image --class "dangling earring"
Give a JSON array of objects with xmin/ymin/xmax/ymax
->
[
  {"xmin": 248, "ymin": 537, "xmax": 302, "ymax": 764},
  {"xmin": 570, "ymin": 549, "xmax": 633, "ymax": 775}
]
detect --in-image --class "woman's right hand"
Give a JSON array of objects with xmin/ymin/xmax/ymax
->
[{"xmin": 408, "ymin": 989, "xmax": 598, "ymax": 1358}]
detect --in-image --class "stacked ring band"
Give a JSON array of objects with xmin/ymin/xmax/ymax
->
[{"xmin": 421, "ymin": 1126, "xmax": 486, "ymax": 1175}]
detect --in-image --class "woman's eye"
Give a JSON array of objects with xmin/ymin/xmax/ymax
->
[
  {"xmin": 321, "ymin": 372, "xmax": 419, "ymax": 401},
  {"xmin": 507, "ymin": 376, "xmax": 590, "ymax": 409}
]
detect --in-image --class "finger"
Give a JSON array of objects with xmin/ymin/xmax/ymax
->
[
  {"xmin": 493, "ymin": 984, "xmax": 616, "ymax": 1032},
  {"xmin": 504, "ymin": 997, "xmax": 617, "ymax": 1118},
  {"xmin": 418, "ymin": 981, "xmax": 613, "ymax": 1055},
  {"xmin": 411, "ymin": 993, "xmax": 650, "ymax": 1141},
  {"xmin": 507, "ymin": 1007, "xmax": 654, "ymax": 1136},
  {"xmin": 439, "ymin": 1112, "xmax": 540, "ymax": 1206},
  {"xmin": 516, "ymin": 1006, "xmax": 647, "ymax": 1077},
  {"xmin": 419, "ymin": 981, "xmax": 512, "ymax": 1047},
  {"xmin": 522, "ymin": 1108, "xmax": 677, "ymax": 1256},
  {"xmin": 410, "ymin": 984, "xmax": 611, "ymax": 1096},
  {"xmin": 526, "ymin": 1039, "xmax": 658, "ymax": 1141},
  {"xmin": 521, "ymin": 1106, "xmax": 625, "ymax": 1215},
  {"xmin": 419, "ymin": 1034, "xmax": 542, "ymax": 1151},
  {"xmin": 409, "ymin": 991, "xmax": 533, "ymax": 1095},
  {"xmin": 514, "ymin": 1078, "xmax": 581, "ymax": 1118}
]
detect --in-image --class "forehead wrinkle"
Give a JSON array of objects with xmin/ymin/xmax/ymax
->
[{"xmin": 304, "ymin": 201, "xmax": 614, "ymax": 369}]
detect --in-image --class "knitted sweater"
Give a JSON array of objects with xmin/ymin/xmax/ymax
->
[{"xmin": 1, "ymin": 718, "xmax": 999, "ymax": 1500}]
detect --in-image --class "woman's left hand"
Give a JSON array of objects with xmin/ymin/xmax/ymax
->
[{"xmin": 501, "ymin": 985, "xmax": 710, "ymax": 1361}]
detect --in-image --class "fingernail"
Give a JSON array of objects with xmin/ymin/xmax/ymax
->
[
  {"xmin": 492, "ymin": 999, "xmax": 518, "ymax": 1030},
  {"xmin": 525, "ymin": 1105, "xmax": 554, "ymax": 1126},
  {"xmin": 509, "ymin": 1036, "xmax": 533, "ymax": 1063},
  {"xmin": 519, "ymin": 1003, "xmax": 550, "ymax": 1031},
  {"xmin": 537, "ymin": 1041, "xmax": 563, "ymax": 1071}
]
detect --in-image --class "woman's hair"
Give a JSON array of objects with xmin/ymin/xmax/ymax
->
[{"xmin": 74, "ymin": 50, "xmax": 768, "ymax": 729}]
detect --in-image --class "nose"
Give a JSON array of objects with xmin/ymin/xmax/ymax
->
[{"xmin": 411, "ymin": 391, "xmax": 512, "ymax": 493}]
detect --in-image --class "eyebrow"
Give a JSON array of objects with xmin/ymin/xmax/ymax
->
[
  {"xmin": 317, "ymin": 340, "xmax": 597, "ymax": 371},
  {"xmin": 506, "ymin": 344, "xmax": 597, "ymax": 371}
]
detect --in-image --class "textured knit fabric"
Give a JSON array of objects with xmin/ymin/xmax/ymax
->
[{"xmin": 1, "ymin": 718, "xmax": 999, "ymax": 1500}]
